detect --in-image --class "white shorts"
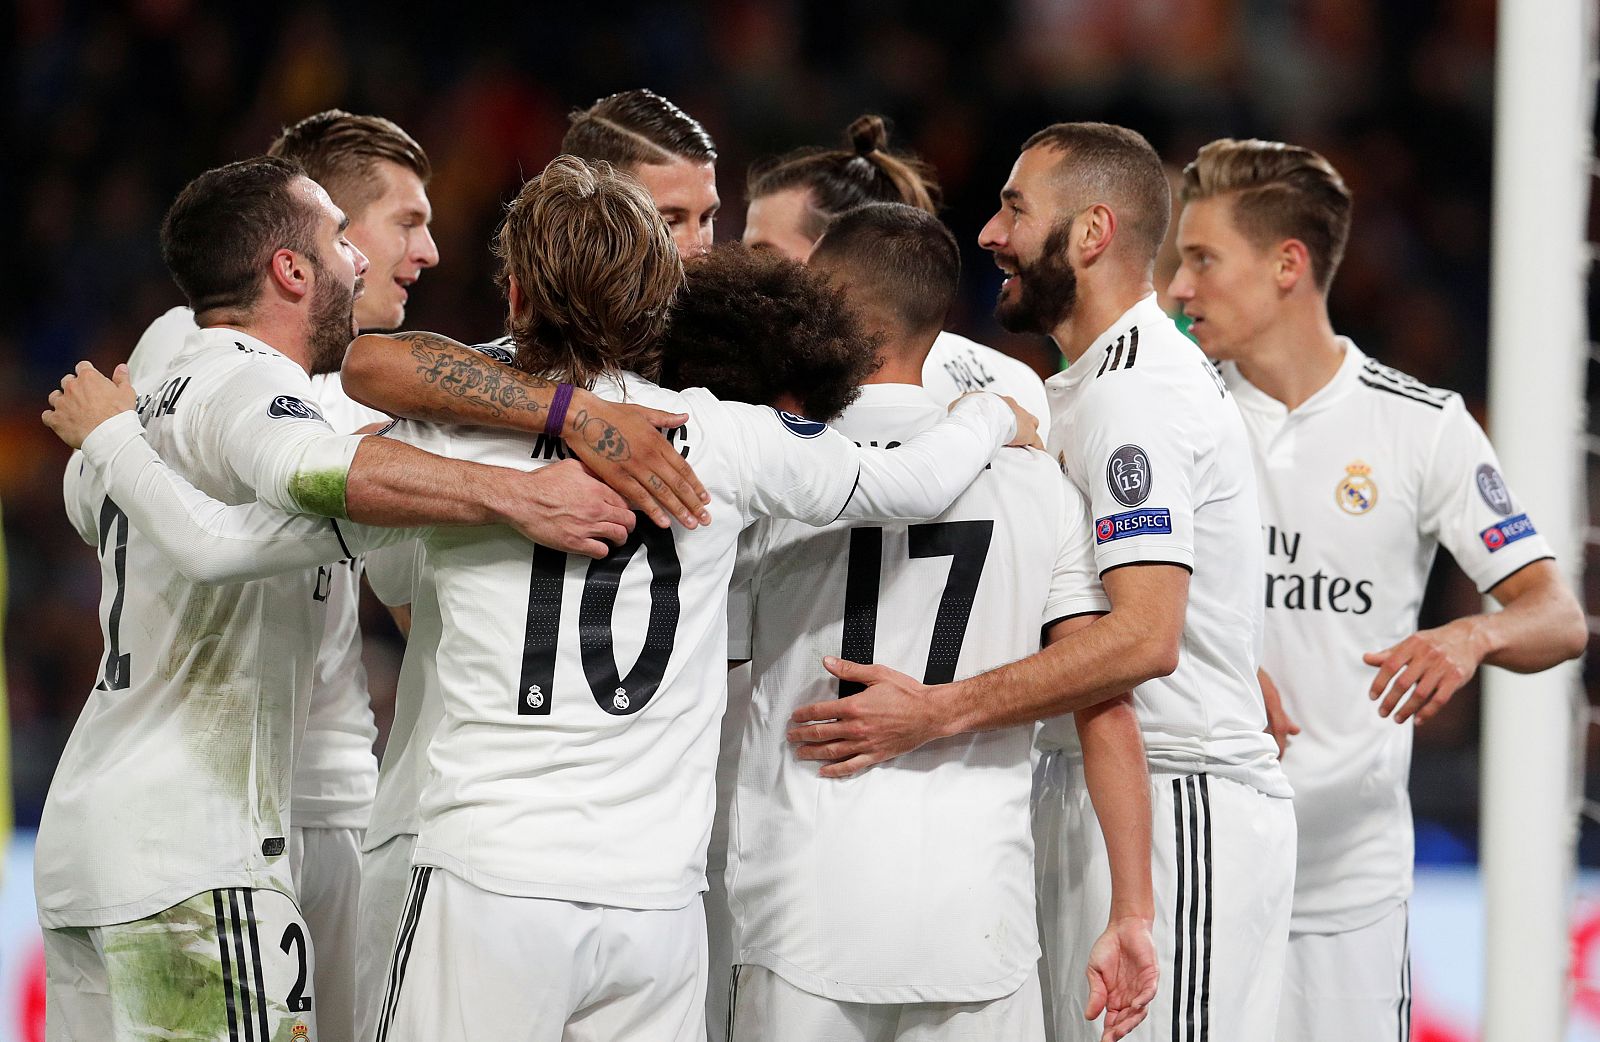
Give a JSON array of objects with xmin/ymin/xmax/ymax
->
[
  {"xmin": 728, "ymin": 963, "xmax": 1044, "ymax": 1042},
  {"xmin": 706, "ymin": 867, "xmax": 735, "ymax": 1042},
  {"xmin": 355, "ymin": 832, "xmax": 416, "ymax": 1042},
  {"xmin": 375, "ymin": 866, "xmax": 707, "ymax": 1042},
  {"xmin": 290, "ymin": 824, "xmax": 363, "ymax": 1042},
  {"xmin": 1278, "ymin": 903, "xmax": 1411, "ymax": 1042},
  {"xmin": 45, "ymin": 888, "xmax": 316, "ymax": 1042},
  {"xmin": 1033, "ymin": 754, "xmax": 1295, "ymax": 1042}
]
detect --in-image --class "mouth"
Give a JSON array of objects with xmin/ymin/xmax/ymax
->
[
  {"xmin": 394, "ymin": 275, "xmax": 417, "ymax": 303},
  {"xmin": 352, "ymin": 276, "xmax": 365, "ymax": 301},
  {"xmin": 993, "ymin": 256, "xmax": 1020, "ymax": 293}
]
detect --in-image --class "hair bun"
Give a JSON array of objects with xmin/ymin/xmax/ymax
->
[{"xmin": 848, "ymin": 115, "xmax": 889, "ymax": 157}]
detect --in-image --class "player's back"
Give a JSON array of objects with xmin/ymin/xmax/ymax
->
[
  {"xmin": 1043, "ymin": 294, "xmax": 1286, "ymax": 796},
  {"xmin": 391, "ymin": 373, "xmax": 867, "ymax": 911},
  {"xmin": 726, "ymin": 384, "xmax": 1104, "ymax": 1002},
  {"xmin": 37, "ymin": 329, "xmax": 332, "ymax": 928},
  {"xmin": 923, "ymin": 329, "xmax": 1050, "ymax": 424}
]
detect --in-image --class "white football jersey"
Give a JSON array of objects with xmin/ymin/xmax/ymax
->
[
  {"xmin": 924, "ymin": 330, "xmax": 1050, "ymax": 425},
  {"xmin": 124, "ymin": 306, "xmax": 385, "ymax": 832},
  {"xmin": 1227, "ymin": 340, "xmax": 1554, "ymax": 933},
  {"xmin": 37, "ymin": 327, "xmax": 365, "ymax": 928},
  {"xmin": 1042, "ymin": 294, "xmax": 1288, "ymax": 798},
  {"xmin": 391, "ymin": 376, "xmax": 1017, "ymax": 909},
  {"xmin": 724, "ymin": 384, "xmax": 1106, "ymax": 1003}
]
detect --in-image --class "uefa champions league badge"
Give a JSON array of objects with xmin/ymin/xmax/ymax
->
[
  {"xmin": 1106, "ymin": 444, "xmax": 1152, "ymax": 507},
  {"xmin": 1475, "ymin": 463, "xmax": 1514, "ymax": 516},
  {"xmin": 775, "ymin": 409, "xmax": 828, "ymax": 438},
  {"xmin": 1336, "ymin": 461, "xmax": 1378, "ymax": 515}
]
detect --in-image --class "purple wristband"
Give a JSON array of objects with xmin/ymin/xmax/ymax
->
[{"xmin": 546, "ymin": 382, "xmax": 575, "ymax": 436}]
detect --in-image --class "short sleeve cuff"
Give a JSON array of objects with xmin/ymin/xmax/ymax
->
[
  {"xmin": 1042, "ymin": 592, "xmax": 1111, "ymax": 625},
  {"xmin": 1093, "ymin": 541, "xmax": 1196, "ymax": 574}
]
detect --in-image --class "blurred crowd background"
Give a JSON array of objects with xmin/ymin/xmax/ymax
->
[{"xmin": 4, "ymin": 0, "xmax": 1586, "ymax": 864}]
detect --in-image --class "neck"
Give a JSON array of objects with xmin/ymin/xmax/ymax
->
[
  {"xmin": 1049, "ymin": 272, "xmax": 1153, "ymax": 365},
  {"xmin": 1232, "ymin": 303, "xmax": 1343, "ymax": 411},
  {"xmin": 863, "ymin": 331, "xmax": 931, "ymax": 386},
  {"xmin": 199, "ymin": 307, "xmax": 315, "ymax": 375}
]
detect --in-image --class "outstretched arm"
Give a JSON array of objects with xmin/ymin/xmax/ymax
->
[
  {"xmin": 1365, "ymin": 559, "xmax": 1586, "ymax": 725},
  {"xmin": 791, "ymin": 563, "xmax": 1186, "ymax": 777},
  {"xmin": 342, "ymin": 331, "xmax": 709, "ymax": 529}
]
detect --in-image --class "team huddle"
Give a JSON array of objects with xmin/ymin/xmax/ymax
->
[{"xmin": 34, "ymin": 91, "xmax": 1586, "ymax": 1042}]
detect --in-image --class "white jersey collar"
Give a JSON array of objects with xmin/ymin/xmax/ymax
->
[
  {"xmin": 1047, "ymin": 292, "xmax": 1164, "ymax": 393},
  {"xmin": 188, "ymin": 325, "xmax": 299, "ymax": 367},
  {"xmin": 1225, "ymin": 336, "xmax": 1367, "ymax": 418}
]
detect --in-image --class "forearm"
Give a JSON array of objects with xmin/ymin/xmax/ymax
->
[
  {"xmin": 343, "ymin": 436, "xmax": 506, "ymax": 528},
  {"xmin": 838, "ymin": 394, "xmax": 1016, "ymax": 523},
  {"xmin": 1076, "ymin": 695, "xmax": 1154, "ymax": 921},
  {"xmin": 342, "ymin": 331, "xmax": 557, "ymax": 432},
  {"xmin": 934, "ymin": 612, "xmax": 1167, "ymax": 735},
  {"xmin": 1470, "ymin": 573, "xmax": 1587, "ymax": 672}
]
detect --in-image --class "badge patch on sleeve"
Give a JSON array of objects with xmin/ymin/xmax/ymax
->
[
  {"xmin": 774, "ymin": 409, "xmax": 828, "ymax": 439},
  {"xmin": 1475, "ymin": 464, "xmax": 1514, "ymax": 516},
  {"xmin": 267, "ymin": 395, "xmax": 326, "ymax": 422},
  {"xmin": 1095, "ymin": 508, "xmax": 1172, "ymax": 543},
  {"xmin": 1106, "ymin": 444, "xmax": 1152, "ymax": 506},
  {"xmin": 1480, "ymin": 512, "xmax": 1536, "ymax": 551}
]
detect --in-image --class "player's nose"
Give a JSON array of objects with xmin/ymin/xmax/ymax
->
[
  {"xmin": 351, "ymin": 244, "xmax": 370, "ymax": 277},
  {"xmin": 977, "ymin": 210, "xmax": 1006, "ymax": 251},
  {"xmin": 1168, "ymin": 267, "xmax": 1194, "ymax": 301},
  {"xmin": 415, "ymin": 225, "xmax": 440, "ymax": 269}
]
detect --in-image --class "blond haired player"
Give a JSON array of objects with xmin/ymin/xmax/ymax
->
[{"xmin": 1168, "ymin": 137, "xmax": 1586, "ymax": 1042}]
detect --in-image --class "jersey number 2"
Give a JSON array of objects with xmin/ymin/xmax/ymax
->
[
  {"xmin": 516, "ymin": 519, "xmax": 682, "ymax": 717},
  {"xmin": 838, "ymin": 520, "xmax": 993, "ymax": 697}
]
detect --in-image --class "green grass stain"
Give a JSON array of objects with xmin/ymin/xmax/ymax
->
[
  {"xmin": 103, "ymin": 896, "xmax": 232, "ymax": 1041},
  {"xmin": 287, "ymin": 467, "xmax": 349, "ymax": 519}
]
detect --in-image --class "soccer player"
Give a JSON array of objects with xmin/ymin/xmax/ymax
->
[
  {"xmin": 562, "ymin": 88, "xmax": 720, "ymax": 257},
  {"xmin": 1167, "ymin": 138, "xmax": 1586, "ymax": 1042},
  {"xmin": 742, "ymin": 114, "xmax": 1051, "ymax": 418},
  {"xmin": 789, "ymin": 123, "xmax": 1297, "ymax": 1042},
  {"xmin": 36, "ymin": 156, "xmax": 656, "ymax": 1042},
  {"xmin": 358, "ymin": 156, "xmax": 1035, "ymax": 1042},
  {"xmin": 722, "ymin": 202, "xmax": 1155, "ymax": 1042}
]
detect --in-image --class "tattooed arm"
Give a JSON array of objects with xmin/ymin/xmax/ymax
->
[{"xmin": 342, "ymin": 331, "xmax": 710, "ymax": 529}]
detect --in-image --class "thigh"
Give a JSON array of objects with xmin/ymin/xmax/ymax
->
[
  {"xmin": 293, "ymin": 826, "xmax": 363, "ymax": 1042},
  {"xmin": 356, "ymin": 834, "xmax": 416, "ymax": 1042},
  {"xmin": 1278, "ymin": 904, "xmax": 1410, "ymax": 1042},
  {"xmin": 705, "ymin": 869, "xmax": 734, "ymax": 1042},
  {"xmin": 727, "ymin": 964, "xmax": 887, "ymax": 1042},
  {"xmin": 100, "ymin": 889, "xmax": 316, "ymax": 1042},
  {"xmin": 897, "ymin": 967, "xmax": 1046, "ymax": 1042},
  {"xmin": 44, "ymin": 927, "xmax": 112, "ymax": 1042},
  {"xmin": 566, "ymin": 901, "xmax": 708, "ymax": 1042},
  {"xmin": 378, "ymin": 868, "xmax": 587, "ymax": 1042}
]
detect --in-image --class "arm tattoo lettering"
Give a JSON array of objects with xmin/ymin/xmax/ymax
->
[{"xmin": 402, "ymin": 333, "xmax": 552, "ymax": 420}]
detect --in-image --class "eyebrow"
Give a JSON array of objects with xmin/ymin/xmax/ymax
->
[
  {"xmin": 1001, "ymin": 188, "xmax": 1024, "ymax": 204},
  {"xmin": 337, "ymin": 214, "xmax": 351, "ymax": 233}
]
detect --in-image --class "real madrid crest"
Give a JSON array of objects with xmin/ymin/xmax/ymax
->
[{"xmin": 1336, "ymin": 461, "xmax": 1377, "ymax": 515}]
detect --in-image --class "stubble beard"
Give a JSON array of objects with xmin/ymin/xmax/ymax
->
[
  {"xmin": 994, "ymin": 221, "xmax": 1078, "ymax": 336},
  {"xmin": 307, "ymin": 259, "xmax": 360, "ymax": 376}
]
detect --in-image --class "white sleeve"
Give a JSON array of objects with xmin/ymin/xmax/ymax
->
[
  {"xmin": 1042, "ymin": 471, "xmax": 1111, "ymax": 626},
  {"xmin": 208, "ymin": 364, "xmax": 367, "ymax": 517},
  {"xmin": 124, "ymin": 306, "xmax": 197, "ymax": 390},
  {"xmin": 61, "ymin": 451, "xmax": 101, "ymax": 546},
  {"xmin": 80, "ymin": 412, "xmax": 409, "ymax": 584},
  {"xmin": 1073, "ymin": 379, "xmax": 1195, "ymax": 573},
  {"xmin": 1419, "ymin": 397, "xmax": 1555, "ymax": 592},
  {"xmin": 726, "ymin": 523, "xmax": 768, "ymax": 661},
  {"xmin": 837, "ymin": 393, "xmax": 1018, "ymax": 523},
  {"xmin": 366, "ymin": 541, "xmax": 423, "ymax": 607}
]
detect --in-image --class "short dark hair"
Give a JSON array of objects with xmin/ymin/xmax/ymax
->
[
  {"xmin": 657, "ymin": 244, "xmax": 879, "ymax": 421},
  {"xmin": 809, "ymin": 202, "xmax": 959, "ymax": 337},
  {"xmin": 159, "ymin": 156, "xmax": 316, "ymax": 317},
  {"xmin": 1022, "ymin": 122, "xmax": 1171, "ymax": 268},
  {"xmin": 495, "ymin": 156, "xmax": 682, "ymax": 386},
  {"xmin": 268, "ymin": 109, "xmax": 431, "ymax": 217},
  {"xmin": 1181, "ymin": 138, "xmax": 1352, "ymax": 291},
  {"xmin": 747, "ymin": 115, "xmax": 941, "ymax": 244},
  {"xmin": 562, "ymin": 89, "xmax": 717, "ymax": 171}
]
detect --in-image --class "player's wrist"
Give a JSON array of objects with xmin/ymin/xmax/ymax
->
[{"xmin": 933, "ymin": 679, "xmax": 980, "ymax": 739}]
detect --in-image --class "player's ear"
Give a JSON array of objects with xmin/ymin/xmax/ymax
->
[
  {"xmin": 1276, "ymin": 239, "xmax": 1312, "ymax": 292},
  {"xmin": 1077, "ymin": 203, "xmax": 1117, "ymax": 265},
  {"xmin": 507, "ymin": 274, "xmax": 525, "ymax": 323},
  {"xmin": 268, "ymin": 247, "xmax": 312, "ymax": 301}
]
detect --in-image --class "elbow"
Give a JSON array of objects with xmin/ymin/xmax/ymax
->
[
  {"xmin": 1557, "ymin": 603, "xmax": 1590, "ymax": 663},
  {"xmin": 1146, "ymin": 642, "xmax": 1181, "ymax": 682},
  {"xmin": 339, "ymin": 335, "xmax": 386, "ymax": 408}
]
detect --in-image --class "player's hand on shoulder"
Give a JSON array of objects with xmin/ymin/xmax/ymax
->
[
  {"xmin": 1363, "ymin": 618, "xmax": 1484, "ymax": 726},
  {"xmin": 500, "ymin": 458, "xmax": 636, "ymax": 560},
  {"xmin": 560, "ymin": 389, "xmax": 710, "ymax": 530},
  {"xmin": 786, "ymin": 658, "xmax": 944, "ymax": 778},
  {"xmin": 1258, "ymin": 667, "xmax": 1301, "ymax": 759},
  {"xmin": 43, "ymin": 361, "xmax": 137, "ymax": 449},
  {"xmin": 1085, "ymin": 915, "xmax": 1159, "ymax": 1042},
  {"xmin": 951, "ymin": 391, "xmax": 1044, "ymax": 449}
]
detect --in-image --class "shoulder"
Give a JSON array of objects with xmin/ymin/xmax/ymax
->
[
  {"xmin": 470, "ymin": 337, "xmax": 517, "ymax": 365},
  {"xmin": 932, "ymin": 331, "xmax": 1040, "ymax": 382},
  {"xmin": 1353, "ymin": 357, "xmax": 1460, "ymax": 415}
]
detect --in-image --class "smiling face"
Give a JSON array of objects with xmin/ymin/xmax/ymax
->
[
  {"xmin": 978, "ymin": 147, "xmax": 1081, "ymax": 335},
  {"xmin": 631, "ymin": 157, "xmax": 720, "ymax": 257},
  {"xmin": 742, "ymin": 187, "xmax": 820, "ymax": 262},
  {"xmin": 1168, "ymin": 195, "xmax": 1284, "ymax": 361},
  {"xmin": 343, "ymin": 160, "xmax": 437, "ymax": 332}
]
